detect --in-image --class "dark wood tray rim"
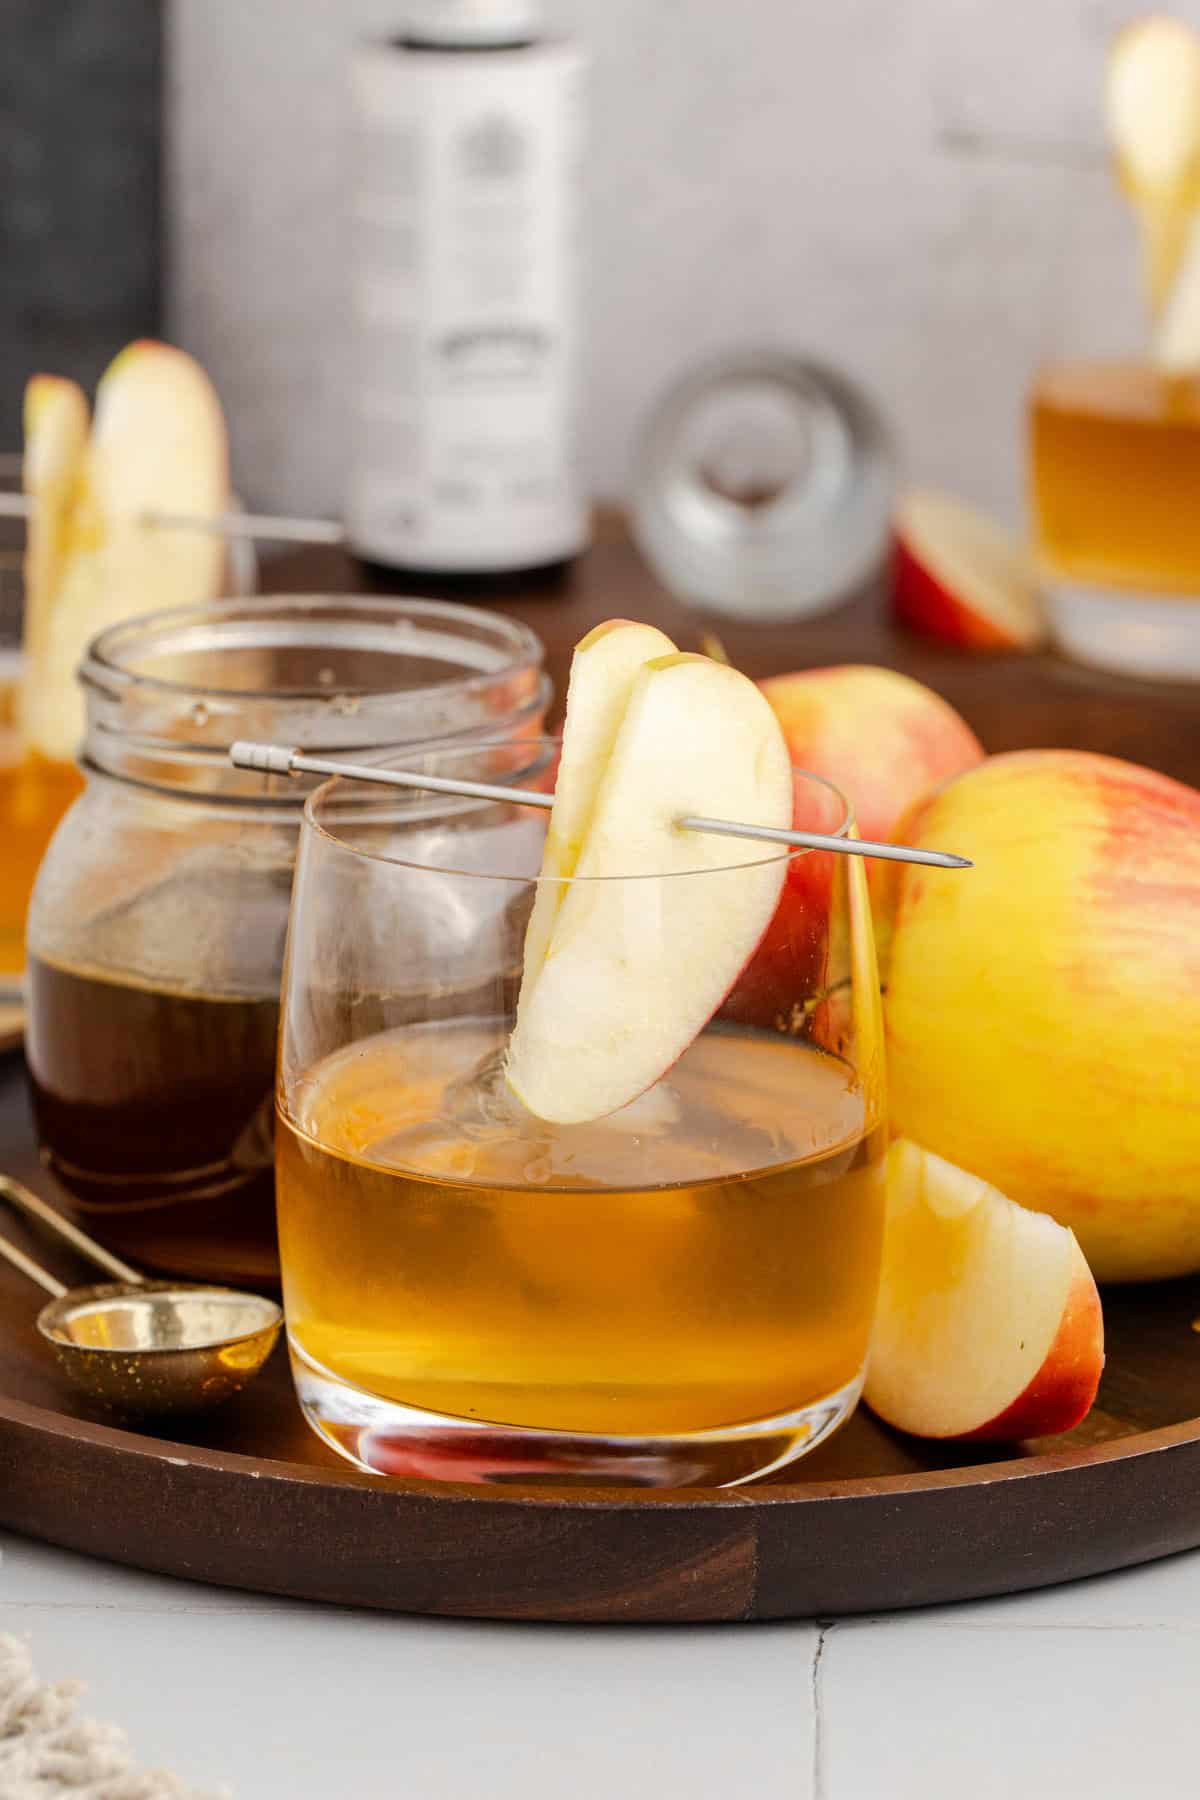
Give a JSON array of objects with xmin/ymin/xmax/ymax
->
[{"xmin": 5, "ymin": 1386, "xmax": 1196, "ymax": 1507}]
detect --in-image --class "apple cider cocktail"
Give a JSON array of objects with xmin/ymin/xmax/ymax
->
[{"xmin": 277, "ymin": 625, "xmax": 888, "ymax": 1487}]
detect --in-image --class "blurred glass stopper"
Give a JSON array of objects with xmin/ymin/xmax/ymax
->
[{"xmin": 631, "ymin": 350, "xmax": 896, "ymax": 621}]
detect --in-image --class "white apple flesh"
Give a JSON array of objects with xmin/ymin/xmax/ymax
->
[
  {"xmin": 519, "ymin": 618, "xmax": 676, "ymax": 990},
  {"xmin": 19, "ymin": 375, "xmax": 90, "ymax": 722},
  {"xmin": 22, "ymin": 340, "xmax": 230, "ymax": 763},
  {"xmin": 1107, "ymin": 16, "xmax": 1200, "ymax": 313},
  {"xmin": 865, "ymin": 1140, "xmax": 1104, "ymax": 1442},
  {"xmin": 893, "ymin": 490, "xmax": 1045, "ymax": 652},
  {"xmin": 506, "ymin": 652, "xmax": 793, "ymax": 1125}
]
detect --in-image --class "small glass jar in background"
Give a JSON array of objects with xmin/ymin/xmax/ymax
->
[
  {"xmin": 24, "ymin": 595, "xmax": 549, "ymax": 1287},
  {"xmin": 630, "ymin": 350, "xmax": 895, "ymax": 624}
]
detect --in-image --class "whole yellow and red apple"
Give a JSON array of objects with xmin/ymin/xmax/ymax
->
[
  {"xmin": 759, "ymin": 663, "xmax": 985, "ymax": 847},
  {"xmin": 725, "ymin": 665, "xmax": 984, "ymax": 1028},
  {"xmin": 880, "ymin": 750, "xmax": 1200, "ymax": 1283}
]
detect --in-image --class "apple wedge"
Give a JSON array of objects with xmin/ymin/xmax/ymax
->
[
  {"xmin": 895, "ymin": 493, "xmax": 1043, "ymax": 655},
  {"xmin": 506, "ymin": 653, "xmax": 793, "ymax": 1124},
  {"xmin": 519, "ymin": 618, "xmax": 676, "ymax": 989},
  {"xmin": 893, "ymin": 491, "xmax": 1045, "ymax": 651},
  {"xmin": 20, "ymin": 375, "xmax": 90, "ymax": 696},
  {"xmin": 22, "ymin": 340, "xmax": 230, "ymax": 763},
  {"xmin": 865, "ymin": 1140, "xmax": 1104, "ymax": 1442}
]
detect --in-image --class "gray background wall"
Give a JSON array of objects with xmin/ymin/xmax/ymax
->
[{"xmin": 168, "ymin": 0, "xmax": 1184, "ymax": 525}]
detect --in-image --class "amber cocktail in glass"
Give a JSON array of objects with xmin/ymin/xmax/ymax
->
[{"xmin": 276, "ymin": 740, "xmax": 886, "ymax": 1487}]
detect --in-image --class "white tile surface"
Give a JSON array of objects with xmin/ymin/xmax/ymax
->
[
  {"xmin": 912, "ymin": 1544, "xmax": 1200, "ymax": 1629},
  {"xmin": 819, "ymin": 1617, "xmax": 1200, "ymax": 1800},
  {"xmin": 3, "ymin": 1533, "xmax": 817, "ymax": 1800},
  {"xmin": 10, "ymin": 1529, "xmax": 1200, "ymax": 1799},
  {"xmin": 0, "ymin": 1531, "xmax": 282, "ymax": 1612}
]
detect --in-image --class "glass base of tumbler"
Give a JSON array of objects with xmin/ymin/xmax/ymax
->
[
  {"xmin": 290, "ymin": 1339, "xmax": 863, "ymax": 1488},
  {"xmin": 1047, "ymin": 580, "xmax": 1200, "ymax": 681}
]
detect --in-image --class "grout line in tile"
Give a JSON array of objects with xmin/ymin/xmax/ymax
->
[
  {"xmin": 811, "ymin": 1619, "xmax": 831, "ymax": 1800},
  {"xmin": 827, "ymin": 1616, "xmax": 1200, "ymax": 1635},
  {"xmin": 0, "ymin": 1598, "xmax": 323, "ymax": 1617}
]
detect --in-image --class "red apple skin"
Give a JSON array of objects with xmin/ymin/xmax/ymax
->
[
  {"xmin": 759, "ymin": 665, "xmax": 985, "ymax": 848},
  {"xmin": 726, "ymin": 667, "xmax": 983, "ymax": 1028},
  {"xmin": 892, "ymin": 532, "xmax": 1033, "ymax": 651},
  {"xmin": 958, "ymin": 1250, "xmax": 1104, "ymax": 1442},
  {"xmin": 721, "ymin": 783, "xmax": 834, "ymax": 1032}
]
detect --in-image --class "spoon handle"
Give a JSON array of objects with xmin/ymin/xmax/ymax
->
[
  {"xmin": 0, "ymin": 1177, "xmax": 144, "ymax": 1286},
  {"xmin": 0, "ymin": 1231, "xmax": 66, "ymax": 1299}
]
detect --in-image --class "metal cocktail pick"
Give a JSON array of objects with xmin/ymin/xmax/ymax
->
[
  {"xmin": 0, "ymin": 1176, "xmax": 282, "ymax": 1416},
  {"xmin": 0, "ymin": 490, "xmax": 346, "ymax": 545},
  {"xmin": 229, "ymin": 741, "xmax": 972, "ymax": 871}
]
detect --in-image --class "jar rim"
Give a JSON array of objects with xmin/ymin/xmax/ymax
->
[{"xmin": 80, "ymin": 594, "xmax": 544, "ymax": 706}]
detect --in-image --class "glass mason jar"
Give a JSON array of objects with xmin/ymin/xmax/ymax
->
[{"xmin": 24, "ymin": 595, "xmax": 549, "ymax": 1287}]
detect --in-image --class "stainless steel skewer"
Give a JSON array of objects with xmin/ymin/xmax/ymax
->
[
  {"xmin": 0, "ymin": 490, "xmax": 346, "ymax": 546},
  {"xmin": 229, "ymin": 741, "xmax": 972, "ymax": 871}
]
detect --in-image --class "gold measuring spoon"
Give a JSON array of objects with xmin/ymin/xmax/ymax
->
[{"xmin": 0, "ymin": 1176, "xmax": 282, "ymax": 1416}]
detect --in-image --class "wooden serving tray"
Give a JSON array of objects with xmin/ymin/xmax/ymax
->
[
  {"xmin": 3, "ymin": 527, "xmax": 1199, "ymax": 1621},
  {"xmin": 3, "ymin": 1055, "xmax": 1200, "ymax": 1623}
]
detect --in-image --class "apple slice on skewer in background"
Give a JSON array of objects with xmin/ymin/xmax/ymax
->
[
  {"xmin": 892, "ymin": 490, "xmax": 1045, "ymax": 652},
  {"xmin": 1156, "ymin": 214, "xmax": 1200, "ymax": 372},
  {"xmin": 506, "ymin": 646, "xmax": 793, "ymax": 1124},
  {"xmin": 865, "ymin": 1140, "xmax": 1104, "ymax": 1443},
  {"xmin": 21, "ymin": 340, "xmax": 230, "ymax": 764},
  {"xmin": 1107, "ymin": 14, "xmax": 1200, "ymax": 319},
  {"xmin": 19, "ymin": 376, "xmax": 90, "ymax": 725}
]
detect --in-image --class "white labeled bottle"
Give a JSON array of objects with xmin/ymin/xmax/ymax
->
[{"xmin": 347, "ymin": 1, "xmax": 587, "ymax": 579}]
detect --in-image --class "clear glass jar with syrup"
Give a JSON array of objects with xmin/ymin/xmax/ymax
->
[{"xmin": 24, "ymin": 595, "xmax": 549, "ymax": 1286}]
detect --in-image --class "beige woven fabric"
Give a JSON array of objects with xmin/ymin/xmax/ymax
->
[{"xmin": 0, "ymin": 1634, "xmax": 224, "ymax": 1799}]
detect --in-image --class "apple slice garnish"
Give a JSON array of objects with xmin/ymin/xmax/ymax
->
[
  {"xmin": 20, "ymin": 374, "xmax": 90, "ymax": 714},
  {"xmin": 892, "ymin": 490, "xmax": 1045, "ymax": 652},
  {"xmin": 865, "ymin": 1140, "xmax": 1104, "ymax": 1443},
  {"xmin": 1156, "ymin": 212, "xmax": 1200, "ymax": 372},
  {"xmin": 22, "ymin": 340, "xmax": 230, "ymax": 763},
  {"xmin": 1107, "ymin": 16, "xmax": 1200, "ymax": 314},
  {"xmin": 520, "ymin": 618, "xmax": 676, "ymax": 990},
  {"xmin": 506, "ymin": 652, "xmax": 793, "ymax": 1124}
]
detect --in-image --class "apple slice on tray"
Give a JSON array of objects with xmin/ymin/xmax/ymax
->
[
  {"xmin": 506, "ymin": 633, "xmax": 793, "ymax": 1125},
  {"xmin": 865, "ymin": 1140, "xmax": 1104, "ymax": 1443},
  {"xmin": 21, "ymin": 340, "xmax": 230, "ymax": 764},
  {"xmin": 892, "ymin": 490, "xmax": 1045, "ymax": 652}
]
